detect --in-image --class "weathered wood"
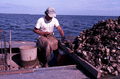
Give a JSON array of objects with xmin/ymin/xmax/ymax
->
[
  {"xmin": 58, "ymin": 41, "xmax": 101, "ymax": 78},
  {"xmin": 0, "ymin": 69, "xmax": 34, "ymax": 75},
  {"xmin": 0, "ymin": 41, "xmax": 36, "ymax": 49},
  {"xmin": 9, "ymin": 30, "xmax": 12, "ymax": 70}
]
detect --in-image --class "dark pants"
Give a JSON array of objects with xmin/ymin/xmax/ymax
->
[{"xmin": 37, "ymin": 34, "xmax": 58, "ymax": 64}]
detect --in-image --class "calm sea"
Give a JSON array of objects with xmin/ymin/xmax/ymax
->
[{"xmin": 0, "ymin": 14, "xmax": 118, "ymax": 42}]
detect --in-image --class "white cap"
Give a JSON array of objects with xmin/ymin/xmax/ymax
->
[{"xmin": 45, "ymin": 7, "xmax": 56, "ymax": 18}]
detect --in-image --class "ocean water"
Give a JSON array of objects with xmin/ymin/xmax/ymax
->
[{"xmin": 0, "ymin": 14, "xmax": 118, "ymax": 42}]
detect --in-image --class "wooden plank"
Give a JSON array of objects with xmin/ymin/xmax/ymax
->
[
  {"xmin": 9, "ymin": 41, "xmax": 36, "ymax": 48},
  {"xmin": 33, "ymin": 65, "xmax": 77, "ymax": 71},
  {"xmin": 0, "ymin": 69, "xmax": 34, "ymax": 75},
  {"xmin": 0, "ymin": 41, "xmax": 36, "ymax": 48},
  {"xmin": 58, "ymin": 41, "xmax": 101, "ymax": 78},
  {"xmin": 9, "ymin": 30, "xmax": 12, "ymax": 70}
]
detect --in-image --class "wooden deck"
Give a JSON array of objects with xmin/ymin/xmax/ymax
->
[
  {"xmin": 0, "ymin": 65, "xmax": 88, "ymax": 79},
  {"xmin": 0, "ymin": 41, "xmax": 120, "ymax": 78}
]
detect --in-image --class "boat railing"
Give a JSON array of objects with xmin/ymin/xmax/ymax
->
[{"xmin": 0, "ymin": 30, "xmax": 8, "ymax": 71}]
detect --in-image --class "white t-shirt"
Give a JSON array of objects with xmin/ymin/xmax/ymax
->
[{"xmin": 35, "ymin": 17, "xmax": 59, "ymax": 32}]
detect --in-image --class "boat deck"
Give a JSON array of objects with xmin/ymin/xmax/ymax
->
[
  {"xmin": 0, "ymin": 41, "xmax": 120, "ymax": 78},
  {"xmin": 0, "ymin": 65, "xmax": 88, "ymax": 79},
  {"xmin": 0, "ymin": 41, "xmax": 89, "ymax": 78}
]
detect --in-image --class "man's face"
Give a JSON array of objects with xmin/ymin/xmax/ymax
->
[
  {"xmin": 48, "ymin": 15, "xmax": 52, "ymax": 19},
  {"xmin": 46, "ymin": 14, "xmax": 52, "ymax": 21}
]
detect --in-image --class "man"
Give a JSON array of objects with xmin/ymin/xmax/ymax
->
[{"xmin": 33, "ymin": 7, "xmax": 65, "ymax": 67}]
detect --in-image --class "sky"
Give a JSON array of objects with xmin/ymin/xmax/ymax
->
[{"xmin": 0, "ymin": 0, "xmax": 120, "ymax": 16}]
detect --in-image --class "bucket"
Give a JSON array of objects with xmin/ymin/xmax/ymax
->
[{"xmin": 19, "ymin": 45, "xmax": 37, "ymax": 61}]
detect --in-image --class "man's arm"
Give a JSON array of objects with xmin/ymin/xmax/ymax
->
[
  {"xmin": 56, "ymin": 25, "xmax": 64, "ymax": 37},
  {"xmin": 33, "ymin": 27, "xmax": 50, "ymax": 37}
]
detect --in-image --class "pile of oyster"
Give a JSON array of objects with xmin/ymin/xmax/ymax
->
[{"xmin": 72, "ymin": 16, "xmax": 120, "ymax": 76}]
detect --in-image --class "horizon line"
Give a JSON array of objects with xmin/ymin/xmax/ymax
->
[{"xmin": 0, "ymin": 13, "xmax": 119, "ymax": 17}]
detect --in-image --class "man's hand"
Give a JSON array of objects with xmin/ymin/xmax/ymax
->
[
  {"xmin": 33, "ymin": 28, "xmax": 50, "ymax": 37},
  {"xmin": 61, "ymin": 36, "xmax": 66, "ymax": 42},
  {"xmin": 43, "ymin": 32, "xmax": 50, "ymax": 37}
]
